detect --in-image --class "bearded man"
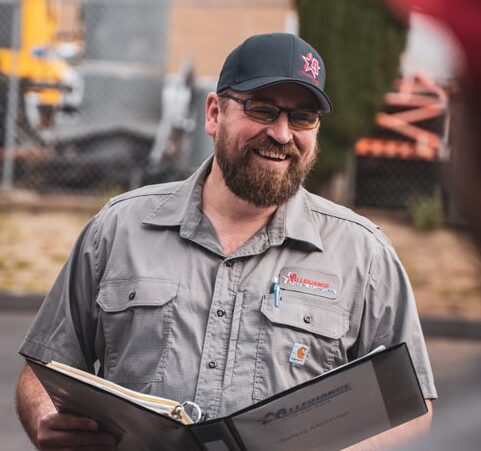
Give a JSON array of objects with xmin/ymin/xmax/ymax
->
[{"xmin": 16, "ymin": 33, "xmax": 436, "ymax": 450}]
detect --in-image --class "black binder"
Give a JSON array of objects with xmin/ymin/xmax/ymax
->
[{"xmin": 27, "ymin": 343, "xmax": 427, "ymax": 451}]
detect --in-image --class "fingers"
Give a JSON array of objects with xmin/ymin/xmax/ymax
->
[
  {"xmin": 37, "ymin": 429, "xmax": 117, "ymax": 448},
  {"xmin": 42, "ymin": 411, "xmax": 99, "ymax": 431},
  {"xmin": 37, "ymin": 411, "xmax": 117, "ymax": 450}
]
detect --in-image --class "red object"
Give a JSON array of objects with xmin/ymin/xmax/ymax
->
[
  {"xmin": 354, "ymin": 74, "xmax": 447, "ymax": 161},
  {"xmin": 388, "ymin": 0, "xmax": 481, "ymax": 91}
]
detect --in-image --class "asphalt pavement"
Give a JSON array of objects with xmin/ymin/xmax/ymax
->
[
  {"xmin": 1, "ymin": 310, "xmax": 36, "ymax": 451},
  {"xmin": 1, "ymin": 304, "xmax": 481, "ymax": 451}
]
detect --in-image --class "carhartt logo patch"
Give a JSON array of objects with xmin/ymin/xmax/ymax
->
[
  {"xmin": 289, "ymin": 343, "xmax": 309, "ymax": 366},
  {"xmin": 279, "ymin": 267, "xmax": 339, "ymax": 299}
]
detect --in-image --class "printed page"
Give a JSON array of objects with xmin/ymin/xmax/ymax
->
[{"xmin": 231, "ymin": 361, "xmax": 391, "ymax": 451}]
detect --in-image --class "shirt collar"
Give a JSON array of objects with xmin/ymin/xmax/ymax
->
[
  {"xmin": 142, "ymin": 156, "xmax": 212, "ymax": 237},
  {"xmin": 268, "ymin": 187, "xmax": 324, "ymax": 252},
  {"xmin": 143, "ymin": 156, "xmax": 324, "ymax": 251}
]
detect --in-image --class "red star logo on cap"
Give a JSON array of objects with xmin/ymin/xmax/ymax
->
[{"xmin": 302, "ymin": 52, "xmax": 320, "ymax": 80}]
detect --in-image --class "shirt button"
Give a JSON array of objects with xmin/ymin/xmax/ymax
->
[
  {"xmin": 208, "ymin": 361, "xmax": 217, "ymax": 369},
  {"xmin": 216, "ymin": 308, "xmax": 225, "ymax": 317},
  {"xmin": 128, "ymin": 291, "xmax": 136, "ymax": 300},
  {"xmin": 303, "ymin": 315, "xmax": 312, "ymax": 324},
  {"xmin": 225, "ymin": 260, "xmax": 233, "ymax": 267}
]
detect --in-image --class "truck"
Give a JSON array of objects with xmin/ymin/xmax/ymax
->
[{"xmin": 0, "ymin": 0, "xmax": 83, "ymax": 138}]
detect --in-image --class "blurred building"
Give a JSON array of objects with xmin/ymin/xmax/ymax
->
[
  {"xmin": 353, "ymin": 74, "xmax": 454, "ymax": 210},
  {"xmin": 167, "ymin": 0, "xmax": 296, "ymax": 79},
  {"xmin": 352, "ymin": 11, "xmax": 462, "ymax": 214},
  {"xmin": 0, "ymin": 0, "xmax": 297, "ymax": 194}
]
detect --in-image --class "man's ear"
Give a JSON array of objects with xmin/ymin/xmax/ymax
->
[{"xmin": 205, "ymin": 92, "xmax": 220, "ymax": 137}]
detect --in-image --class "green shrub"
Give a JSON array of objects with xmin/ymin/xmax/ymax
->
[
  {"xmin": 407, "ymin": 189, "xmax": 444, "ymax": 231},
  {"xmin": 295, "ymin": 0, "xmax": 407, "ymax": 190}
]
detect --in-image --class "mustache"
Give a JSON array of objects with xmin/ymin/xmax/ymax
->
[{"xmin": 246, "ymin": 135, "xmax": 302, "ymax": 159}]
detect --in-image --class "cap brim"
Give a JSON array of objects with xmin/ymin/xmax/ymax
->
[{"xmin": 227, "ymin": 76, "xmax": 332, "ymax": 113}]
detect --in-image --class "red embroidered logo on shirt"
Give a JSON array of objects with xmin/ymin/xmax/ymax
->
[
  {"xmin": 282, "ymin": 271, "xmax": 337, "ymax": 298},
  {"xmin": 279, "ymin": 267, "xmax": 339, "ymax": 299},
  {"xmin": 283, "ymin": 272, "xmax": 331, "ymax": 289}
]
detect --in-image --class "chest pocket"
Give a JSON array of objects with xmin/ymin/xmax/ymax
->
[
  {"xmin": 96, "ymin": 277, "xmax": 178, "ymax": 385},
  {"xmin": 253, "ymin": 290, "xmax": 349, "ymax": 401}
]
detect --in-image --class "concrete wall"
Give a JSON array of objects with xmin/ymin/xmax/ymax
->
[{"xmin": 167, "ymin": 0, "xmax": 296, "ymax": 77}]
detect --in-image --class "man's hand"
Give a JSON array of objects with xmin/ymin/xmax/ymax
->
[
  {"xmin": 36, "ymin": 411, "xmax": 117, "ymax": 450},
  {"xmin": 16, "ymin": 363, "xmax": 117, "ymax": 450}
]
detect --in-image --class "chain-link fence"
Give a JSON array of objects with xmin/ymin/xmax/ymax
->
[
  {"xmin": 353, "ymin": 157, "xmax": 448, "ymax": 206},
  {"xmin": 0, "ymin": 0, "xmax": 215, "ymax": 195},
  {"xmin": 352, "ymin": 76, "xmax": 460, "ymax": 219},
  {"xmin": 0, "ymin": 0, "xmax": 460, "ymax": 217}
]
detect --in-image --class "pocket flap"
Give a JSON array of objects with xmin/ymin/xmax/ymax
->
[
  {"xmin": 97, "ymin": 278, "xmax": 178, "ymax": 312},
  {"xmin": 261, "ymin": 291, "xmax": 348, "ymax": 339}
]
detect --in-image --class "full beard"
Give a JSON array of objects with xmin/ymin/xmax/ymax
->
[{"xmin": 215, "ymin": 127, "xmax": 318, "ymax": 207}]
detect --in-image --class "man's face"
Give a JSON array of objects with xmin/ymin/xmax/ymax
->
[{"xmin": 211, "ymin": 83, "xmax": 320, "ymax": 207}]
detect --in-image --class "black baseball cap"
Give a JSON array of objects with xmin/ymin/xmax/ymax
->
[{"xmin": 217, "ymin": 33, "xmax": 332, "ymax": 113}]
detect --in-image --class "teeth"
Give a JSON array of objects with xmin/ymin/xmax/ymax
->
[{"xmin": 257, "ymin": 149, "xmax": 287, "ymax": 160}]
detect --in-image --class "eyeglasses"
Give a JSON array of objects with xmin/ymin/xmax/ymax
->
[{"xmin": 219, "ymin": 93, "xmax": 321, "ymax": 130}]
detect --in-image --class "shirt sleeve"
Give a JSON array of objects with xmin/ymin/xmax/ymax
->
[
  {"xmin": 355, "ymin": 242, "xmax": 438, "ymax": 400},
  {"xmin": 18, "ymin": 216, "xmax": 100, "ymax": 373}
]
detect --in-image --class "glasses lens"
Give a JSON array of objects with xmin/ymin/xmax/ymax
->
[
  {"xmin": 290, "ymin": 111, "xmax": 319, "ymax": 129},
  {"xmin": 244, "ymin": 100, "xmax": 279, "ymax": 123}
]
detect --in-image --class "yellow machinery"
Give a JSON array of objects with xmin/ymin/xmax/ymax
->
[{"xmin": 0, "ymin": 0, "xmax": 83, "ymax": 125}]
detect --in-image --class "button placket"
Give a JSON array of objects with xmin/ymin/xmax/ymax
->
[
  {"xmin": 194, "ymin": 258, "xmax": 243, "ymax": 418},
  {"xmin": 194, "ymin": 262, "xmax": 234, "ymax": 415}
]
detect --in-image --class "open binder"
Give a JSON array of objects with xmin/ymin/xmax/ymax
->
[{"xmin": 27, "ymin": 342, "xmax": 427, "ymax": 451}]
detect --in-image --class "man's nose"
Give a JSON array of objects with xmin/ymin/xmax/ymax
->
[{"xmin": 265, "ymin": 112, "xmax": 293, "ymax": 145}]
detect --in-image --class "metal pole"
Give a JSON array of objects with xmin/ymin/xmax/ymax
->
[{"xmin": 1, "ymin": 3, "xmax": 21, "ymax": 191}]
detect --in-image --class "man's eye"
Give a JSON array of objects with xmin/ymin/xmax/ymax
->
[
  {"xmin": 247, "ymin": 104, "xmax": 277, "ymax": 119},
  {"xmin": 250, "ymin": 105, "xmax": 275, "ymax": 113},
  {"xmin": 291, "ymin": 111, "xmax": 317, "ymax": 124}
]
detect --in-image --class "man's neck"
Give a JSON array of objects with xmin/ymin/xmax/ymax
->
[{"xmin": 202, "ymin": 159, "xmax": 277, "ymax": 256}]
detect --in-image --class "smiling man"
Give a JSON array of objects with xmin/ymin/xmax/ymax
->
[
  {"xmin": 212, "ymin": 87, "xmax": 318, "ymax": 206},
  {"xmin": 16, "ymin": 33, "xmax": 436, "ymax": 450}
]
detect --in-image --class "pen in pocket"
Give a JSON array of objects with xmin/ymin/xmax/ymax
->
[{"xmin": 271, "ymin": 277, "xmax": 281, "ymax": 308}]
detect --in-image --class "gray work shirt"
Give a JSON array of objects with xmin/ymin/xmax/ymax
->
[{"xmin": 20, "ymin": 157, "xmax": 437, "ymax": 420}]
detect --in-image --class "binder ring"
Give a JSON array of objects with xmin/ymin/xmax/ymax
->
[{"xmin": 182, "ymin": 401, "xmax": 202, "ymax": 423}]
